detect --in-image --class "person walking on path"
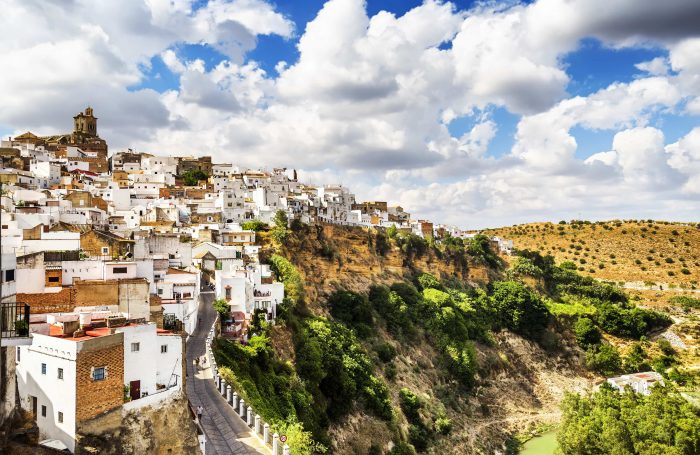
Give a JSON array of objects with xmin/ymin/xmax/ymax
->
[{"xmin": 197, "ymin": 405, "xmax": 203, "ymax": 423}]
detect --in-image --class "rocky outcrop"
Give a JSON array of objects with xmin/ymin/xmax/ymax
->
[
  {"xmin": 276, "ymin": 224, "xmax": 494, "ymax": 310},
  {"xmin": 75, "ymin": 392, "xmax": 199, "ymax": 455}
]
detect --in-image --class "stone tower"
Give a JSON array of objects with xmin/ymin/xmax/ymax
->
[{"xmin": 73, "ymin": 106, "xmax": 98, "ymax": 137}]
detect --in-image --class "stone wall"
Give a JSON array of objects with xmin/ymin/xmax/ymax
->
[
  {"xmin": 75, "ymin": 334, "xmax": 124, "ymax": 423},
  {"xmin": 74, "ymin": 280, "xmax": 119, "ymax": 307},
  {"xmin": 75, "ymin": 392, "xmax": 199, "ymax": 455}
]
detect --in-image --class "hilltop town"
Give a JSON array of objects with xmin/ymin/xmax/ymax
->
[{"xmin": 0, "ymin": 108, "xmax": 514, "ymax": 454}]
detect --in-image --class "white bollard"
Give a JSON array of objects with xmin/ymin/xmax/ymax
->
[
  {"xmin": 263, "ymin": 423, "xmax": 270, "ymax": 443},
  {"xmin": 254, "ymin": 414, "xmax": 261, "ymax": 434},
  {"xmin": 221, "ymin": 379, "xmax": 226, "ymax": 395},
  {"xmin": 283, "ymin": 444, "xmax": 290, "ymax": 455},
  {"xmin": 239, "ymin": 399, "xmax": 245, "ymax": 416},
  {"xmin": 226, "ymin": 385, "xmax": 232, "ymax": 403},
  {"xmin": 232, "ymin": 392, "xmax": 238, "ymax": 408},
  {"xmin": 272, "ymin": 433, "xmax": 279, "ymax": 454},
  {"xmin": 246, "ymin": 406, "xmax": 253, "ymax": 426}
]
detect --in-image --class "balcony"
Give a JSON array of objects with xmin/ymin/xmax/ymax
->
[{"xmin": 1, "ymin": 301, "xmax": 32, "ymax": 346}]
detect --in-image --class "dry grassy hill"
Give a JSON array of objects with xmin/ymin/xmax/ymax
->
[{"xmin": 481, "ymin": 220, "xmax": 700, "ymax": 288}]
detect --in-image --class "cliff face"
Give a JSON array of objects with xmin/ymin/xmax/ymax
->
[
  {"xmin": 276, "ymin": 224, "xmax": 493, "ymax": 309},
  {"xmin": 268, "ymin": 224, "xmax": 591, "ymax": 454}
]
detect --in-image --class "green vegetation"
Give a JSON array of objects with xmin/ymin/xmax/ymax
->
[
  {"xmin": 573, "ymin": 317, "xmax": 601, "ymax": 348},
  {"xmin": 213, "ymin": 298, "xmax": 230, "ymax": 315},
  {"xmin": 269, "ymin": 254, "xmax": 304, "ymax": 317},
  {"xmin": 181, "ymin": 169, "xmax": 208, "ymax": 186},
  {"xmin": 558, "ymin": 385, "xmax": 700, "ymax": 454},
  {"xmin": 296, "ymin": 318, "xmax": 393, "ymax": 422},
  {"xmin": 670, "ymin": 295, "xmax": 700, "ymax": 312},
  {"xmin": 490, "ymin": 281, "xmax": 550, "ymax": 340},
  {"xmin": 241, "ymin": 219, "xmax": 267, "ymax": 231},
  {"xmin": 272, "ymin": 209, "xmax": 289, "ymax": 243}
]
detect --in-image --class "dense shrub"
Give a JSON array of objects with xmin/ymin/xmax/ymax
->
[
  {"xmin": 181, "ymin": 169, "xmax": 207, "ymax": 186},
  {"xmin": 269, "ymin": 254, "xmax": 304, "ymax": 308},
  {"xmin": 241, "ymin": 219, "xmax": 266, "ymax": 231},
  {"xmin": 434, "ymin": 417, "xmax": 452, "ymax": 435},
  {"xmin": 467, "ymin": 234, "xmax": 503, "ymax": 269},
  {"xmin": 622, "ymin": 342, "xmax": 650, "ymax": 373},
  {"xmin": 558, "ymin": 385, "xmax": 700, "ymax": 454},
  {"xmin": 417, "ymin": 272, "xmax": 442, "ymax": 291},
  {"xmin": 296, "ymin": 318, "xmax": 393, "ymax": 422},
  {"xmin": 595, "ymin": 303, "xmax": 671, "ymax": 339},
  {"xmin": 490, "ymin": 281, "xmax": 550, "ymax": 340},
  {"xmin": 375, "ymin": 342, "xmax": 397, "ymax": 362},
  {"xmin": 574, "ymin": 317, "xmax": 601, "ymax": 347},
  {"xmin": 399, "ymin": 388, "xmax": 421, "ymax": 420},
  {"xmin": 327, "ymin": 290, "xmax": 373, "ymax": 329},
  {"xmin": 585, "ymin": 344, "xmax": 621, "ymax": 376}
]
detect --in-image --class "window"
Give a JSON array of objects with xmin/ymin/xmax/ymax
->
[
  {"xmin": 131, "ymin": 342, "xmax": 140, "ymax": 352},
  {"xmin": 92, "ymin": 367, "xmax": 106, "ymax": 381},
  {"xmin": 58, "ymin": 368, "xmax": 63, "ymax": 380},
  {"xmin": 41, "ymin": 405, "xmax": 46, "ymax": 417},
  {"xmin": 101, "ymin": 247, "xmax": 109, "ymax": 255},
  {"xmin": 113, "ymin": 267, "xmax": 127, "ymax": 274},
  {"xmin": 161, "ymin": 345, "xmax": 168, "ymax": 354},
  {"xmin": 48, "ymin": 276, "xmax": 59, "ymax": 283},
  {"xmin": 58, "ymin": 412, "xmax": 63, "ymax": 423},
  {"xmin": 5, "ymin": 269, "xmax": 14, "ymax": 281},
  {"xmin": 225, "ymin": 286, "xmax": 232, "ymax": 300},
  {"xmin": 157, "ymin": 288, "xmax": 163, "ymax": 295},
  {"xmin": 41, "ymin": 363, "xmax": 46, "ymax": 375},
  {"xmin": 16, "ymin": 347, "xmax": 20, "ymax": 362}
]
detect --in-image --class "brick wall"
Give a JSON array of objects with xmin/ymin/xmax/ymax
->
[
  {"xmin": 75, "ymin": 334, "xmax": 124, "ymax": 422},
  {"xmin": 18, "ymin": 288, "xmax": 75, "ymax": 313}
]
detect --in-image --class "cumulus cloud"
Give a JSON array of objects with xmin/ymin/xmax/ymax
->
[{"xmin": 1, "ymin": 0, "xmax": 700, "ymax": 227}]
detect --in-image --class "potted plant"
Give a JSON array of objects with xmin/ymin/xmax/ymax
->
[{"xmin": 15, "ymin": 319, "xmax": 29, "ymax": 336}]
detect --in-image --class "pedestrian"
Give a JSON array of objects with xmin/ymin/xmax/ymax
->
[
  {"xmin": 194, "ymin": 357, "xmax": 200, "ymax": 369},
  {"xmin": 197, "ymin": 405, "xmax": 203, "ymax": 422}
]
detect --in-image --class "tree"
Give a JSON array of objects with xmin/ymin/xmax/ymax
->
[
  {"xmin": 585, "ymin": 344, "xmax": 621, "ymax": 376},
  {"xmin": 574, "ymin": 317, "xmax": 601, "ymax": 348},
  {"xmin": 182, "ymin": 169, "xmax": 208, "ymax": 186},
  {"xmin": 272, "ymin": 210, "xmax": 289, "ymax": 243},
  {"xmin": 417, "ymin": 273, "xmax": 442, "ymax": 291},
  {"xmin": 213, "ymin": 298, "xmax": 230, "ymax": 315},
  {"xmin": 241, "ymin": 219, "xmax": 266, "ymax": 231},
  {"xmin": 490, "ymin": 281, "xmax": 550, "ymax": 340},
  {"xmin": 558, "ymin": 385, "xmax": 700, "ymax": 455}
]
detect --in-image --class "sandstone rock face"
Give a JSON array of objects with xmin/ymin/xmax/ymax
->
[
  {"xmin": 276, "ymin": 224, "xmax": 493, "ymax": 309},
  {"xmin": 75, "ymin": 392, "xmax": 199, "ymax": 455}
]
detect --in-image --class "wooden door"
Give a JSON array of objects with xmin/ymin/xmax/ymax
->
[
  {"xmin": 130, "ymin": 380, "xmax": 141, "ymax": 401},
  {"xmin": 31, "ymin": 396, "xmax": 37, "ymax": 420}
]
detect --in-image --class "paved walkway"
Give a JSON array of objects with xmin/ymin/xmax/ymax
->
[{"xmin": 187, "ymin": 288, "xmax": 271, "ymax": 455}]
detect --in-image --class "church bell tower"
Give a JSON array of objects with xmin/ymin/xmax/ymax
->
[{"xmin": 73, "ymin": 106, "xmax": 98, "ymax": 137}]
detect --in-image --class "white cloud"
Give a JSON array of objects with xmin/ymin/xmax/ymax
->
[{"xmin": 635, "ymin": 57, "xmax": 669, "ymax": 76}]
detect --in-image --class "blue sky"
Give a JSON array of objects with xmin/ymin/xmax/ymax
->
[{"xmin": 129, "ymin": 1, "xmax": 697, "ymax": 162}]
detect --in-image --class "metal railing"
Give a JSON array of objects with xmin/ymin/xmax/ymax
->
[{"xmin": 0, "ymin": 301, "xmax": 30, "ymax": 339}]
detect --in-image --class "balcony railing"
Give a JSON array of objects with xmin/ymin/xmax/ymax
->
[{"xmin": 0, "ymin": 302, "xmax": 30, "ymax": 339}]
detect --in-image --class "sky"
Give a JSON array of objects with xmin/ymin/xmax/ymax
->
[{"xmin": 1, "ymin": 0, "xmax": 700, "ymax": 229}]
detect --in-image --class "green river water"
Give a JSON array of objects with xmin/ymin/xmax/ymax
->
[{"xmin": 520, "ymin": 430, "xmax": 559, "ymax": 455}]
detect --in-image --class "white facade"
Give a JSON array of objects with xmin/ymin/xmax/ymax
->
[{"xmin": 16, "ymin": 335, "xmax": 79, "ymax": 452}]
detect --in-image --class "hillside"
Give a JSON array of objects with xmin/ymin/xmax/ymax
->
[
  {"xmin": 211, "ymin": 220, "xmax": 699, "ymax": 455},
  {"xmin": 481, "ymin": 220, "xmax": 700, "ymax": 287}
]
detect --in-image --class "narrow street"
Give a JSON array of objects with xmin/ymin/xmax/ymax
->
[{"xmin": 186, "ymin": 287, "xmax": 271, "ymax": 455}]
